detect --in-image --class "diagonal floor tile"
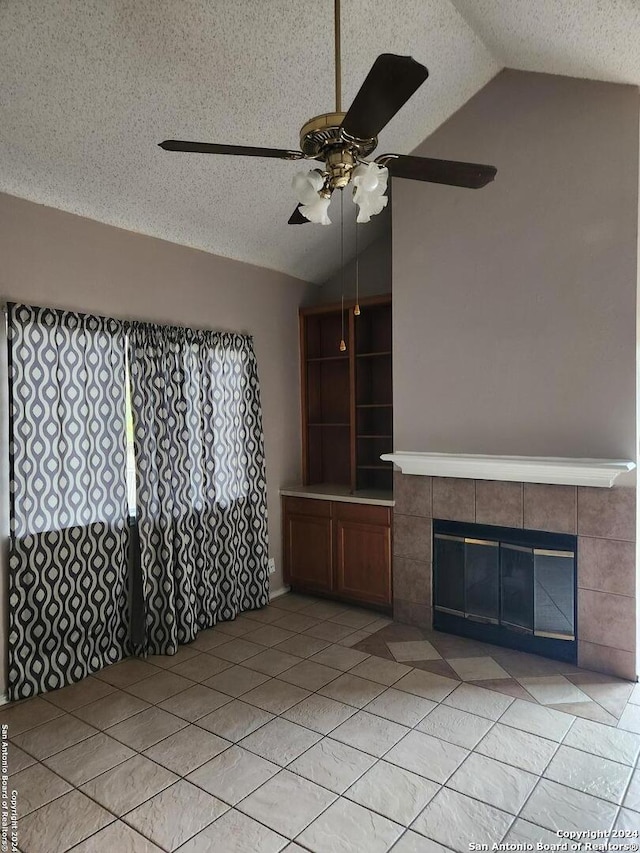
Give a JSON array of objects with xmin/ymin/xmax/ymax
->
[
  {"xmin": 18, "ymin": 789, "xmax": 114, "ymax": 853},
  {"xmin": 387, "ymin": 641, "xmax": 442, "ymax": 662},
  {"xmin": 187, "ymin": 745, "xmax": 279, "ymax": 805},
  {"xmin": 158, "ymin": 684, "xmax": 232, "ymax": 721},
  {"xmin": 242, "ymin": 679, "xmax": 310, "ymax": 714},
  {"xmin": 240, "ymin": 718, "xmax": 321, "ymax": 766},
  {"xmin": 94, "ymin": 658, "xmax": 161, "ymax": 688},
  {"xmin": 69, "ymin": 820, "xmax": 164, "ymax": 852},
  {"xmin": 467, "ymin": 677, "xmax": 537, "ymax": 702},
  {"xmin": 521, "ymin": 778, "xmax": 618, "ymax": 833},
  {"xmin": 0, "ymin": 697, "xmax": 63, "ymax": 737},
  {"xmin": 274, "ymin": 634, "xmax": 332, "ymax": 659},
  {"xmin": 499, "ymin": 698, "xmax": 574, "ymax": 741},
  {"xmin": 124, "ymin": 779, "xmax": 228, "ymax": 851},
  {"xmin": 124, "ymin": 670, "xmax": 196, "ymax": 704},
  {"xmin": 105, "ymin": 707, "xmax": 187, "ymax": 751},
  {"xmin": 242, "ymin": 649, "xmax": 303, "ymax": 677},
  {"xmin": 278, "ymin": 660, "xmax": 342, "ymax": 691},
  {"xmin": 346, "ymin": 760, "xmax": 439, "ymax": 825},
  {"xmin": 73, "ymin": 690, "xmax": 150, "ymax": 729},
  {"xmin": 13, "ymin": 714, "xmax": 97, "ymax": 760},
  {"xmin": 475, "ymin": 722, "xmax": 558, "ymax": 774},
  {"xmin": 330, "ymin": 711, "xmax": 409, "ymax": 758},
  {"xmin": 318, "ymin": 673, "xmax": 386, "ymax": 708},
  {"xmin": 447, "ymin": 657, "xmax": 509, "ymax": 681},
  {"xmin": 288, "ymin": 737, "xmax": 375, "ymax": 793},
  {"xmin": 204, "ymin": 665, "xmax": 270, "ymax": 697},
  {"xmin": 43, "ymin": 732, "xmax": 134, "ymax": 785},
  {"xmin": 8, "ymin": 744, "xmax": 36, "ymax": 774},
  {"xmin": 447, "ymin": 752, "xmax": 537, "ymax": 814},
  {"xmin": 243, "ymin": 625, "xmax": 296, "ymax": 647},
  {"xmin": 169, "ymin": 653, "xmax": 232, "ymax": 682},
  {"xmin": 238, "ymin": 769, "xmax": 336, "ymax": 838},
  {"xmin": 412, "ymin": 787, "xmax": 512, "ymax": 853},
  {"xmin": 394, "ymin": 670, "xmax": 459, "ymax": 703},
  {"xmin": 517, "ymin": 675, "xmax": 590, "ymax": 705},
  {"xmin": 618, "ymin": 702, "xmax": 640, "ymax": 734},
  {"xmin": 147, "ymin": 645, "xmax": 200, "ymax": 669},
  {"xmin": 417, "ymin": 705, "xmax": 493, "ymax": 750},
  {"xmin": 213, "ymin": 638, "xmax": 267, "ymax": 663},
  {"xmin": 564, "ymin": 718, "xmax": 640, "ymax": 765},
  {"xmin": 143, "ymin": 724, "xmax": 230, "ymax": 775},
  {"xmin": 348, "ymin": 656, "xmax": 412, "ymax": 686},
  {"xmin": 298, "ymin": 797, "xmax": 403, "ymax": 853},
  {"xmin": 544, "ymin": 745, "xmax": 632, "ymax": 804},
  {"xmin": 309, "ymin": 644, "xmax": 370, "ymax": 671},
  {"xmin": 197, "ymin": 699, "xmax": 274, "ymax": 741},
  {"xmin": 178, "ymin": 809, "xmax": 287, "ymax": 853},
  {"xmin": 385, "ymin": 730, "xmax": 467, "ymax": 784},
  {"xmin": 365, "ymin": 688, "xmax": 436, "ymax": 728},
  {"xmin": 443, "ymin": 683, "xmax": 513, "ymax": 721},
  {"xmin": 80, "ymin": 754, "xmax": 178, "ymax": 816},
  {"xmin": 281, "ymin": 694, "xmax": 357, "ymax": 735},
  {"xmin": 11, "ymin": 762, "xmax": 72, "ymax": 815},
  {"xmin": 547, "ymin": 700, "xmax": 618, "ymax": 725},
  {"xmin": 43, "ymin": 676, "xmax": 115, "ymax": 711}
]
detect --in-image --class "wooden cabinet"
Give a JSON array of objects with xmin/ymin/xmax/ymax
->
[
  {"xmin": 283, "ymin": 498, "xmax": 333, "ymax": 594},
  {"xmin": 334, "ymin": 503, "xmax": 392, "ymax": 607},
  {"xmin": 300, "ymin": 296, "xmax": 393, "ymax": 492},
  {"xmin": 283, "ymin": 496, "xmax": 392, "ymax": 610}
]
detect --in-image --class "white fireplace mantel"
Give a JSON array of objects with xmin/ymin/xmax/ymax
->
[{"xmin": 380, "ymin": 452, "xmax": 636, "ymax": 488}]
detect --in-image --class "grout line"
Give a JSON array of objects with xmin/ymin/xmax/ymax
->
[{"xmin": 8, "ymin": 595, "xmax": 640, "ymax": 852}]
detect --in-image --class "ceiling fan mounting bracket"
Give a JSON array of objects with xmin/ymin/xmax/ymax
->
[{"xmin": 299, "ymin": 112, "xmax": 377, "ymax": 160}]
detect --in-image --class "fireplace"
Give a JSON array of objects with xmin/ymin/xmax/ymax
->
[{"xmin": 433, "ymin": 519, "xmax": 577, "ymax": 663}]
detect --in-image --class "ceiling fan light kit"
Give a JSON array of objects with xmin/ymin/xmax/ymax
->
[{"xmin": 158, "ymin": 0, "xmax": 497, "ymax": 225}]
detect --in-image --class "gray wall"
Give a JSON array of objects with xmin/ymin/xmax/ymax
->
[
  {"xmin": 0, "ymin": 192, "xmax": 312, "ymax": 690},
  {"xmin": 393, "ymin": 70, "xmax": 639, "ymax": 462},
  {"xmin": 307, "ymin": 229, "xmax": 392, "ymax": 305}
]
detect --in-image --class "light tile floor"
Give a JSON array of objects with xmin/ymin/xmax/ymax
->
[{"xmin": 2, "ymin": 592, "xmax": 639, "ymax": 852}]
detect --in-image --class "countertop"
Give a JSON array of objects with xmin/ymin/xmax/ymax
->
[{"xmin": 280, "ymin": 483, "xmax": 394, "ymax": 507}]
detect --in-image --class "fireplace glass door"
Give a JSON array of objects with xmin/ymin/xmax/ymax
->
[{"xmin": 433, "ymin": 520, "xmax": 576, "ymax": 662}]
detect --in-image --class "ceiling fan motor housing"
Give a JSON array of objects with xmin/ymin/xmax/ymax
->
[{"xmin": 299, "ymin": 112, "xmax": 378, "ymax": 191}]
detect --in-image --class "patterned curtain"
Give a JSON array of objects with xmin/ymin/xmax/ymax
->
[
  {"xmin": 128, "ymin": 323, "xmax": 269, "ymax": 654},
  {"xmin": 7, "ymin": 304, "xmax": 130, "ymax": 700}
]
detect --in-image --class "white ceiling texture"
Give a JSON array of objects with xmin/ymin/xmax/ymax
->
[{"xmin": 1, "ymin": 1, "xmax": 639, "ymax": 284}]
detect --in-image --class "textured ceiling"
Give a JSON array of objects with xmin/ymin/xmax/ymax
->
[
  {"xmin": 1, "ymin": 2, "xmax": 638, "ymax": 285},
  {"xmin": 451, "ymin": 0, "xmax": 640, "ymax": 85}
]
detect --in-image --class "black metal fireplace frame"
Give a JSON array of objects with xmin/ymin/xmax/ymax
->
[{"xmin": 433, "ymin": 519, "xmax": 578, "ymax": 664}]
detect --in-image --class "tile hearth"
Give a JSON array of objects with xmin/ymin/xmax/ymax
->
[{"xmin": 2, "ymin": 592, "xmax": 639, "ymax": 852}]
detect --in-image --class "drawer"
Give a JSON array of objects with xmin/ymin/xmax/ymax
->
[
  {"xmin": 333, "ymin": 501, "xmax": 391, "ymax": 526},
  {"xmin": 283, "ymin": 496, "xmax": 331, "ymax": 518}
]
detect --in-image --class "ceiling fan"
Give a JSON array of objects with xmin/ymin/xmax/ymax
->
[{"xmin": 159, "ymin": 0, "xmax": 497, "ymax": 225}]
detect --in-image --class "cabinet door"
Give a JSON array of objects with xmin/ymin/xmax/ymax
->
[
  {"xmin": 283, "ymin": 499, "xmax": 333, "ymax": 594},
  {"xmin": 334, "ymin": 504, "xmax": 392, "ymax": 606}
]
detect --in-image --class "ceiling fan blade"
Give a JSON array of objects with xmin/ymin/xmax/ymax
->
[
  {"xmin": 288, "ymin": 205, "xmax": 309, "ymax": 225},
  {"xmin": 159, "ymin": 140, "xmax": 304, "ymax": 160},
  {"xmin": 376, "ymin": 154, "xmax": 497, "ymax": 188},
  {"xmin": 341, "ymin": 54, "xmax": 428, "ymax": 141}
]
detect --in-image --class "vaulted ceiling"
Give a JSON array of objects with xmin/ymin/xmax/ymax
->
[{"xmin": 1, "ymin": 1, "xmax": 639, "ymax": 283}]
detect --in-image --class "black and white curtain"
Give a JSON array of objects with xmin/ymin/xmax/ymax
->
[
  {"xmin": 7, "ymin": 304, "xmax": 130, "ymax": 701},
  {"xmin": 128, "ymin": 323, "xmax": 269, "ymax": 655}
]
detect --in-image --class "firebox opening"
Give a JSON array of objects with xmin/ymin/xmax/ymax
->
[{"xmin": 433, "ymin": 519, "xmax": 577, "ymax": 663}]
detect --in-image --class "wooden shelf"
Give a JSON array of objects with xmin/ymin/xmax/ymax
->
[{"xmin": 301, "ymin": 296, "xmax": 392, "ymax": 491}]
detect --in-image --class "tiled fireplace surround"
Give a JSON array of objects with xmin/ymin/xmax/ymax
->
[{"xmin": 392, "ymin": 473, "xmax": 638, "ymax": 681}]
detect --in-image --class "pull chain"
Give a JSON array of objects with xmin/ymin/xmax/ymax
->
[
  {"xmin": 354, "ymin": 212, "xmax": 360, "ymax": 316},
  {"xmin": 339, "ymin": 190, "xmax": 347, "ymax": 352}
]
